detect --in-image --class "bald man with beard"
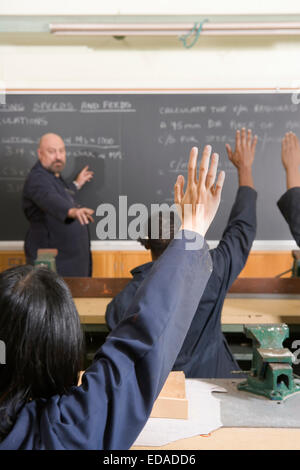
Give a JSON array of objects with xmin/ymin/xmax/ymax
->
[{"xmin": 22, "ymin": 133, "xmax": 94, "ymax": 276}]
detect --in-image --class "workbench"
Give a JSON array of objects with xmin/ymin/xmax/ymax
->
[
  {"xmin": 68, "ymin": 278, "xmax": 300, "ymax": 450},
  {"xmin": 131, "ymin": 427, "xmax": 300, "ymax": 450},
  {"xmin": 66, "ymin": 277, "xmax": 300, "ymax": 330},
  {"xmin": 65, "ymin": 277, "xmax": 300, "ymax": 365},
  {"xmin": 131, "ymin": 378, "xmax": 300, "ymax": 450},
  {"xmin": 74, "ymin": 296, "xmax": 300, "ymax": 330}
]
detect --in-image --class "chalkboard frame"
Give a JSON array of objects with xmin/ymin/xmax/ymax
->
[{"xmin": 1, "ymin": 88, "xmax": 299, "ymax": 250}]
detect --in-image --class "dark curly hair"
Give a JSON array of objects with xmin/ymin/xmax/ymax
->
[{"xmin": 138, "ymin": 210, "xmax": 179, "ymax": 259}]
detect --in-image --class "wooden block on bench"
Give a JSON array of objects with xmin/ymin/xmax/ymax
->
[{"xmin": 150, "ymin": 371, "xmax": 188, "ymax": 420}]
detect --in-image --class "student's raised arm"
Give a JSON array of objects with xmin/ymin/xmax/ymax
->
[
  {"xmin": 42, "ymin": 146, "xmax": 225, "ymax": 450},
  {"xmin": 277, "ymin": 132, "xmax": 300, "ymax": 246},
  {"xmin": 225, "ymin": 128, "xmax": 257, "ymax": 189},
  {"xmin": 212, "ymin": 128, "xmax": 258, "ymax": 288},
  {"xmin": 281, "ymin": 132, "xmax": 300, "ymax": 190}
]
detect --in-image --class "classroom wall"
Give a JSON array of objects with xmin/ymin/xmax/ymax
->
[
  {"xmin": 1, "ymin": 1, "xmax": 300, "ymax": 89},
  {"xmin": 2, "ymin": 0, "xmax": 300, "ymax": 15},
  {"xmin": 0, "ymin": 1, "xmax": 299, "ymax": 274}
]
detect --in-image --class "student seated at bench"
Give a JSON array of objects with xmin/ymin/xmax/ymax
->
[
  {"xmin": 0, "ymin": 145, "xmax": 224, "ymax": 450},
  {"xmin": 277, "ymin": 131, "xmax": 300, "ymax": 247},
  {"xmin": 106, "ymin": 129, "xmax": 258, "ymax": 378}
]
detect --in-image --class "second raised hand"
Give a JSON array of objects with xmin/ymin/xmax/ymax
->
[
  {"xmin": 225, "ymin": 128, "xmax": 257, "ymax": 188},
  {"xmin": 174, "ymin": 146, "xmax": 225, "ymax": 237},
  {"xmin": 281, "ymin": 131, "xmax": 300, "ymax": 189}
]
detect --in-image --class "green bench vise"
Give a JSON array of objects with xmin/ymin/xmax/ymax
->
[
  {"xmin": 238, "ymin": 324, "xmax": 300, "ymax": 401},
  {"xmin": 34, "ymin": 249, "xmax": 58, "ymax": 272}
]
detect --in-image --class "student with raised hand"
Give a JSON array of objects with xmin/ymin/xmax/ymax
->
[
  {"xmin": 106, "ymin": 128, "xmax": 257, "ymax": 378},
  {"xmin": 277, "ymin": 131, "xmax": 300, "ymax": 247},
  {"xmin": 0, "ymin": 145, "xmax": 224, "ymax": 450}
]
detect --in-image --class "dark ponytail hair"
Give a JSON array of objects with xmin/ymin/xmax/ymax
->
[{"xmin": 0, "ymin": 265, "xmax": 84, "ymax": 440}]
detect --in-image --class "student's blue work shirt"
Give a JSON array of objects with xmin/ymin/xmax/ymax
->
[
  {"xmin": 22, "ymin": 161, "xmax": 91, "ymax": 277},
  {"xmin": 106, "ymin": 186, "xmax": 257, "ymax": 378},
  {"xmin": 277, "ymin": 187, "xmax": 300, "ymax": 247},
  {"xmin": 0, "ymin": 232, "xmax": 212, "ymax": 450}
]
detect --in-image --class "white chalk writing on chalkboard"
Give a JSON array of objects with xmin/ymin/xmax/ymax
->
[
  {"xmin": 80, "ymin": 101, "xmax": 135, "ymax": 112},
  {"xmin": 169, "ymin": 159, "xmax": 188, "ymax": 172},
  {"xmin": 3, "ymin": 146, "xmax": 25, "ymax": 157},
  {"xmin": 210, "ymin": 106, "xmax": 227, "ymax": 113},
  {"xmin": 205, "ymin": 135, "xmax": 235, "ymax": 143},
  {"xmin": 64, "ymin": 135, "xmax": 120, "ymax": 149},
  {"xmin": 0, "ymin": 167, "xmax": 30, "ymax": 177},
  {"xmin": 162, "ymin": 121, "xmax": 202, "ymax": 131},
  {"xmin": 159, "ymin": 106, "xmax": 207, "ymax": 114},
  {"xmin": 3, "ymin": 182, "xmax": 24, "ymax": 193},
  {"xmin": 286, "ymin": 121, "xmax": 300, "ymax": 129},
  {"xmin": 208, "ymin": 119, "xmax": 222, "ymax": 128},
  {"xmin": 232, "ymin": 105, "xmax": 248, "ymax": 116},
  {"xmin": 2, "ymin": 137, "xmax": 36, "ymax": 144},
  {"xmin": 0, "ymin": 117, "xmax": 48, "ymax": 126},
  {"xmin": 32, "ymin": 102, "xmax": 76, "ymax": 112},
  {"xmin": 230, "ymin": 120, "xmax": 255, "ymax": 130},
  {"xmin": 253, "ymin": 104, "xmax": 298, "ymax": 113},
  {"xmin": 0, "ymin": 103, "xmax": 25, "ymax": 112}
]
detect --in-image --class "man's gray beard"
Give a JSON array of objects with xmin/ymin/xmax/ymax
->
[{"xmin": 47, "ymin": 162, "xmax": 65, "ymax": 174}]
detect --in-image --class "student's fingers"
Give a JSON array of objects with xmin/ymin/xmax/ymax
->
[
  {"xmin": 214, "ymin": 170, "xmax": 226, "ymax": 200},
  {"xmin": 174, "ymin": 175, "xmax": 185, "ymax": 222},
  {"xmin": 187, "ymin": 147, "xmax": 199, "ymax": 188},
  {"xmin": 196, "ymin": 146, "xmax": 212, "ymax": 204},
  {"xmin": 205, "ymin": 153, "xmax": 219, "ymax": 189},
  {"xmin": 286, "ymin": 132, "xmax": 293, "ymax": 150},
  {"xmin": 283, "ymin": 133, "xmax": 289, "ymax": 145},
  {"xmin": 225, "ymin": 144, "xmax": 233, "ymax": 160},
  {"xmin": 251, "ymin": 135, "xmax": 258, "ymax": 153},
  {"xmin": 198, "ymin": 145, "xmax": 211, "ymax": 189},
  {"xmin": 281, "ymin": 135, "xmax": 287, "ymax": 156},
  {"xmin": 174, "ymin": 175, "xmax": 184, "ymax": 204},
  {"xmin": 247, "ymin": 129, "xmax": 252, "ymax": 147},
  {"xmin": 292, "ymin": 132, "xmax": 299, "ymax": 148},
  {"xmin": 179, "ymin": 175, "xmax": 185, "ymax": 200},
  {"xmin": 235, "ymin": 130, "xmax": 241, "ymax": 152},
  {"xmin": 241, "ymin": 128, "xmax": 246, "ymax": 148}
]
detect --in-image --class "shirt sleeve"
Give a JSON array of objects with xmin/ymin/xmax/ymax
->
[
  {"xmin": 105, "ymin": 279, "xmax": 140, "ymax": 331},
  {"xmin": 41, "ymin": 231, "xmax": 213, "ymax": 450},
  {"xmin": 277, "ymin": 187, "xmax": 300, "ymax": 247},
  {"xmin": 213, "ymin": 186, "xmax": 257, "ymax": 289},
  {"xmin": 24, "ymin": 173, "xmax": 73, "ymax": 223}
]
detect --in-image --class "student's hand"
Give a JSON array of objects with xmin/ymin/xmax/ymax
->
[
  {"xmin": 225, "ymin": 128, "xmax": 257, "ymax": 188},
  {"xmin": 68, "ymin": 207, "xmax": 94, "ymax": 225},
  {"xmin": 281, "ymin": 132, "xmax": 300, "ymax": 189},
  {"xmin": 74, "ymin": 166, "xmax": 94, "ymax": 189},
  {"xmin": 174, "ymin": 146, "xmax": 225, "ymax": 237}
]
